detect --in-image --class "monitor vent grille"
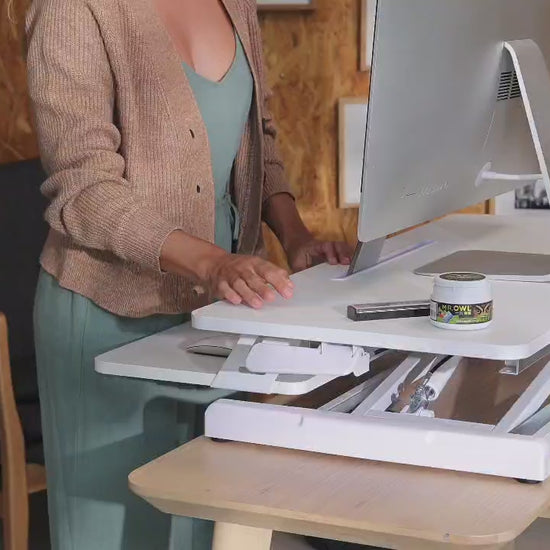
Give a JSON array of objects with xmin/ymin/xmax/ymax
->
[{"xmin": 497, "ymin": 70, "xmax": 521, "ymax": 101}]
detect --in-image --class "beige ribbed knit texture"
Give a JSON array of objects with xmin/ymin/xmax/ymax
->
[{"xmin": 25, "ymin": 0, "xmax": 291, "ymax": 317}]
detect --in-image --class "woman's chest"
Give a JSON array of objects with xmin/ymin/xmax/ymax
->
[{"xmin": 152, "ymin": 0, "xmax": 237, "ymax": 82}]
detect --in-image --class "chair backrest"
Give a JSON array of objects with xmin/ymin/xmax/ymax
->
[
  {"xmin": 0, "ymin": 312, "xmax": 29, "ymax": 548},
  {"xmin": 0, "ymin": 159, "xmax": 48, "ymax": 361}
]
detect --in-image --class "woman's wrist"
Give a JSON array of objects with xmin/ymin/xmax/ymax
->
[
  {"xmin": 160, "ymin": 230, "xmax": 227, "ymax": 281},
  {"xmin": 195, "ymin": 245, "xmax": 227, "ymax": 282},
  {"xmin": 280, "ymin": 226, "xmax": 313, "ymax": 255},
  {"xmin": 262, "ymin": 193, "xmax": 313, "ymax": 253}
]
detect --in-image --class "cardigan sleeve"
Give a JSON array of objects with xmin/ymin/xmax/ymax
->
[
  {"xmin": 245, "ymin": 4, "xmax": 295, "ymax": 204},
  {"xmin": 26, "ymin": 0, "xmax": 180, "ymax": 272}
]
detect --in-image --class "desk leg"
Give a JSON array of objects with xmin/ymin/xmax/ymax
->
[{"xmin": 212, "ymin": 522, "xmax": 273, "ymax": 550}]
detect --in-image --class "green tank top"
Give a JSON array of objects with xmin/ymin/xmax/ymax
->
[{"xmin": 183, "ymin": 35, "xmax": 253, "ymax": 253}]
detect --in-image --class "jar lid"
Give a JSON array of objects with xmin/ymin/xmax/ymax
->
[{"xmin": 435, "ymin": 272, "xmax": 488, "ymax": 288}]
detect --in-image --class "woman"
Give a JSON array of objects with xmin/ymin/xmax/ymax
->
[{"xmin": 24, "ymin": 0, "xmax": 352, "ymax": 548}]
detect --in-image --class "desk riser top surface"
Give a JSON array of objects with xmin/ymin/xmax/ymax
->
[{"xmin": 193, "ymin": 215, "xmax": 550, "ymax": 360}]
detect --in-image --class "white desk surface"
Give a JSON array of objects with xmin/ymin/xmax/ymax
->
[
  {"xmin": 95, "ymin": 325, "xmax": 227, "ymax": 385},
  {"xmin": 193, "ymin": 214, "xmax": 550, "ymax": 361},
  {"xmin": 95, "ymin": 323, "xmax": 340, "ymax": 394}
]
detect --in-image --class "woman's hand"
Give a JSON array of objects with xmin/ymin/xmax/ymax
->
[
  {"xmin": 160, "ymin": 230, "xmax": 293, "ymax": 309},
  {"xmin": 202, "ymin": 249, "xmax": 294, "ymax": 308},
  {"xmin": 262, "ymin": 194, "xmax": 354, "ymax": 273},
  {"xmin": 285, "ymin": 236, "xmax": 354, "ymax": 273}
]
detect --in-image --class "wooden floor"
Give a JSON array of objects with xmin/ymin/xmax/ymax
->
[
  {"xmin": 273, "ymin": 533, "xmax": 315, "ymax": 549},
  {"xmin": 273, "ymin": 525, "xmax": 550, "ymax": 550},
  {"xmin": 518, "ymin": 520, "xmax": 550, "ymax": 549}
]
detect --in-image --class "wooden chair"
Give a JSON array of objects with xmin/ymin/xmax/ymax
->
[{"xmin": 0, "ymin": 313, "xmax": 47, "ymax": 550}]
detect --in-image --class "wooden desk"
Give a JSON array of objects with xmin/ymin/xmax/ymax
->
[{"xmin": 129, "ymin": 436, "xmax": 550, "ymax": 550}]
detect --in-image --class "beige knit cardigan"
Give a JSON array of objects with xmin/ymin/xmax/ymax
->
[{"xmin": 25, "ymin": 0, "xmax": 292, "ymax": 317}]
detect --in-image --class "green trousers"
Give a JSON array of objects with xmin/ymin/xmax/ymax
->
[{"xmin": 34, "ymin": 270, "xmax": 233, "ymax": 550}]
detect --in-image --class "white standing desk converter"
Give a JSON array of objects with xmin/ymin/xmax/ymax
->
[
  {"xmin": 96, "ymin": 214, "xmax": 550, "ymax": 482},
  {"xmin": 193, "ymin": 214, "xmax": 550, "ymax": 361}
]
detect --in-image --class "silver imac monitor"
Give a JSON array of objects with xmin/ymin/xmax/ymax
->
[{"xmin": 350, "ymin": 0, "xmax": 550, "ymax": 275}]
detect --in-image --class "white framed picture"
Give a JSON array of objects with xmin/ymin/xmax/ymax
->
[
  {"xmin": 338, "ymin": 98, "xmax": 368, "ymax": 208},
  {"xmin": 360, "ymin": 0, "xmax": 377, "ymax": 71},
  {"xmin": 257, "ymin": 0, "xmax": 316, "ymax": 10}
]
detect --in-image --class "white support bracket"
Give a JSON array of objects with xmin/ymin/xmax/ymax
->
[
  {"xmin": 245, "ymin": 339, "xmax": 377, "ymax": 377},
  {"xmin": 501, "ymin": 344, "xmax": 550, "ymax": 375},
  {"xmin": 494, "ymin": 356, "xmax": 550, "ymax": 434},
  {"xmin": 401, "ymin": 356, "xmax": 462, "ymax": 417},
  {"xmin": 352, "ymin": 353, "xmax": 430, "ymax": 416},
  {"xmin": 210, "ymin": 336, "xmax": 384, "ymax": 395}
]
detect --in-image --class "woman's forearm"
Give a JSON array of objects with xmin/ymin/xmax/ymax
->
[
  {"xmin": 160, "ymin": 230, "xmax": 226, "ymax": 280},
  {"xmin": 160, "ymin": 228, "xmax": 293, "ymax": 308},
  {"xmin": 262, "ymin": 193, "xmax": 311, "ymax": 252}
]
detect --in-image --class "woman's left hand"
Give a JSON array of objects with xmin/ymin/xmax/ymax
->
[
  {"xmin": 285, "ymin": 236, "xmax": 354, "ymax": 273},
  {"xmin": 262, "ymin": 194, "xmax": 354, "ymax": 273}
]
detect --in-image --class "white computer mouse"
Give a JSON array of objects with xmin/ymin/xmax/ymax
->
[{"xmin": 186, "ymin": 334, "xmax": 238, "ymax": 357}]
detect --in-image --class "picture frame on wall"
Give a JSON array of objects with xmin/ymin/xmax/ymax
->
[
  {"xmin": 338, "ymin": 97, "xmax": 368, "ymax": 208},
  {"xmin": 360, "ymin": 0, "xmax": 377, "ymax": 71},
  {"xmin": 257, "ymin": 0, "xmax": 316, "ymax": 10}
]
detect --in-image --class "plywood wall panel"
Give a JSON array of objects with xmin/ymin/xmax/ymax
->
[
  {"xmin": 0, "ymin": 0, "xmax": 36, "ymax": 163},
  {"xmin": 259, "ymin": 0, "xmax": 366, "ymax": 267}
]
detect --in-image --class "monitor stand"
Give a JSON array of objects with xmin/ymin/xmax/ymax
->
[
  {"xmin": 474, "ymin": 40, "xmax": 550, "ymax": 193},
  {"xmin": 346, "ymin": 238, "xmax": 385, "ymax": 276},
  {"xmin": 346, "ymin": 237, "xmax": 435, "ymax": 277},
  {"xmin": 349, "ymin": 39, "xmax": 550, "ymax": 278}
]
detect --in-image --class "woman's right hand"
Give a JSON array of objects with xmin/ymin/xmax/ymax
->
[
  {"xmin": 160, "ymin": 230, "xmax": 293, "ymax": 308},
  {"xmin": 202, "ymin": 250, "xmax": 294, "ymax": 308}
]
